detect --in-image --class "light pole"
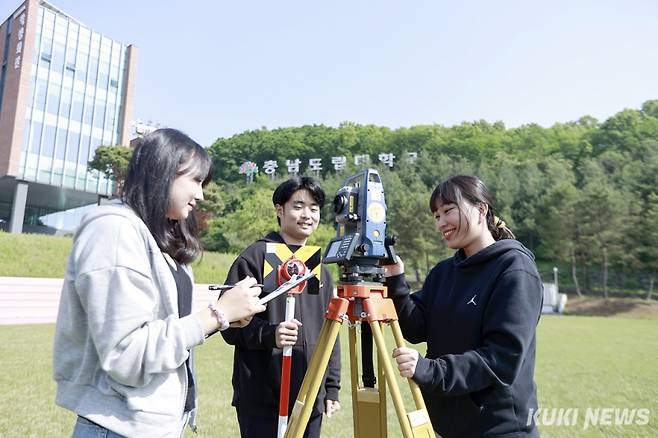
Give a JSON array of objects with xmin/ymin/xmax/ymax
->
[{"xmin": 553, "ymin": 266, "xmax": 558, "ymax": 293}]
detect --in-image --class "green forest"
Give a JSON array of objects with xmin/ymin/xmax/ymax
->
[{"xmin": 94, "ymin": 100, "xmax": 658, "ymax": 299}]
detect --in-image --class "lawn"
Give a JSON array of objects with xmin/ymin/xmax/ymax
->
[
  {"xmin": 0, "ymin": 231, "xmax": 235, "ymax": 284},
  {"xmin": 0, "ymin": 315, "xmax": 656, "ymax": 437}
]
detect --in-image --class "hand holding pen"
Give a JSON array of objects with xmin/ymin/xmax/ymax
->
[{"xmin": 209, "ymin": 271, "xmax": 315, "ymax": 305}]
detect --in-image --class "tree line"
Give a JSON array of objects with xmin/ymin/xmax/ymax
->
[{"xmin": 91, "ymin": 100, "xmax": 658, "ymax": 299}]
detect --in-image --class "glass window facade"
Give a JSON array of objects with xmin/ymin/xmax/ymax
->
[{"xmin": 18, "ymin": 3, "xmax": 130, "ymax": 195}]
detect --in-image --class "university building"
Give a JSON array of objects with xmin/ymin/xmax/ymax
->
[{"xmin": 0, "ymin": 0, "xmax": 136, "ymax": 233}]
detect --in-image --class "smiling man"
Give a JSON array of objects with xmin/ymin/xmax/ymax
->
[{"xmin": 220, "ymin": 176, "xmax": 341, "ymax": 438}]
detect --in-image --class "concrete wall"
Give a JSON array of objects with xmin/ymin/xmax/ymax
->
[{"xmin": 0, "ymin": 276, "xmax": 217, "ymax": 325}]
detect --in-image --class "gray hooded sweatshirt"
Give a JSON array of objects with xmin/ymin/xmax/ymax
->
[{"xmin": 53, "ymin": 201, "xmax": 205, "ymax": 437}]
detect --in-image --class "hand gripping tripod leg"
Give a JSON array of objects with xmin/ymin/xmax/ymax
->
[{"xmin": 284, "ymin": 282, "xmax": 434, "ymax": 438}]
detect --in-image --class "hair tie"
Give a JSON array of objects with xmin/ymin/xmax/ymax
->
[{"xmin": 493, "ymin": 216, "xmax": 506, "ymax": 229}]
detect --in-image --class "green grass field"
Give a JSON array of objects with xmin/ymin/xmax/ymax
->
[
  {"xmin": 2, "ymin": 231, "xmax": 657, "ymax": 436},
  {"xmin": 1, "ymin": 315, "xmax": 656, "ymax": 437}
]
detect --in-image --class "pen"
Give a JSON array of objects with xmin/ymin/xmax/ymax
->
[
  {"xmin": 208, "ymin": 283, "xmax": 264, "ymax": 291},
  {"xmin": 258, "ymin": 272, "xmax": 315, "ymax": 305}
]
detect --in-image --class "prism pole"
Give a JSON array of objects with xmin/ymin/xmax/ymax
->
[{"xmin": 278, "ymin": 294, "xmax": 296, "ymax": 438}]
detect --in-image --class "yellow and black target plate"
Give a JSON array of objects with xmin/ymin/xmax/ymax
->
[{"xmin": 263, "ymin": 243, "xmax": 322, "ymax": 295}]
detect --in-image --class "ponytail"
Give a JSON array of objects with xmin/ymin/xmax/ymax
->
[{"xmin": 486, "ymin": 209, "xmax": 515, "ymax": 240}]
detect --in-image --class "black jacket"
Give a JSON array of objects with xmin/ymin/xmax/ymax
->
[
  {"xmin": 386, "ymin": 239, "xmax": 542, "ymax": 437},
  {"xmin": 221, "ymin": 232, "xmax": 341, "ymax": 418}
]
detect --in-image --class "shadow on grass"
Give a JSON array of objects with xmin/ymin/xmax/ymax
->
[{"xmin": 564, "ymin": 296, "xmax": 658, "ymax": 318}]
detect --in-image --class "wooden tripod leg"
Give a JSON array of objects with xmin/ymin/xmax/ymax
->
[
  {"xmin": 348, "ymin": 324, "xmax": 388, "ymax": 438},
  {"xmin": 348, "ymin": 326, "xmax": 360, "ymax": 435},
  {"xmin": 390, "ymin": 320, "xmax": 427, "ymax": 411},
  {"xmin": 284, "ymin": 317, "xmax": 342, "ymax": 438},
  {"xmin": 390, "ymin": 320, "xmax": 435, "ymax": 437},
  {"xmin": 369, "ymin": 321, "xmax": 414, "ymax": 438}
]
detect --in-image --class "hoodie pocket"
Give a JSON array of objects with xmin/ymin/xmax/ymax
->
[{"xmin": 101, "ymin": 371, "xmax": 184, "ymax": 416}]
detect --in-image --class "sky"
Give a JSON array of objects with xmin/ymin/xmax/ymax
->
[{"xmin": 3, "ymin": 0, "xmax": 658, "ymax": 146}]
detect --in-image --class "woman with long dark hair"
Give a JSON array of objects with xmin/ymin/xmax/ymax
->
[
  {"xmin": 385, "ymin": 175, "xmax": 543, "ymax": 437},
  {"xmin": 54, "ymin": 128, "xmax": 265, "ymax": 437}
]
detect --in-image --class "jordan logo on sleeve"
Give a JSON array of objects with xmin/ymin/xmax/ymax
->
[{"xmin": 467, "ymin": 294, "xmax": 477, "ymax": 306}]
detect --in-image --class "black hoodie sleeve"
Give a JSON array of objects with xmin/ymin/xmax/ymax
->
[
  {"xmin": 412, "ymin": 269, "xmax": 543, "ymax": 395},
  {"xmin": 386, "ymin": 272, "xmax": 433, "ymax": 344},
  {"xmin": 322, "ymin": 271, "xmax": 341, "ymax": 402},
  {"xmin": 220, "ymin": 255, "xmax": 278, "ymax": 349}
]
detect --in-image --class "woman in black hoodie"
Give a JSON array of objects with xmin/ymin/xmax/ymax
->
[{"xmin": 385, "ymin": 175, "xmax": 543, "ymax": 437}]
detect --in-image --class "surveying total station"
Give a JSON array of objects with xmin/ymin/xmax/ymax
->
[{"xmin": 284, "ymin": 169, "xmax": 434, "ymax": 438}]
